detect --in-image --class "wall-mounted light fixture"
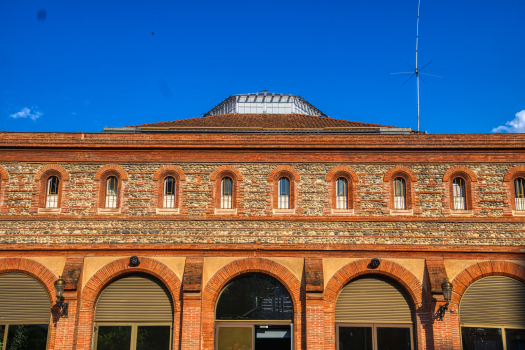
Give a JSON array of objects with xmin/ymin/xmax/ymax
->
[
  {"xmin": 54, "ymin": 276, "xmax": 69, "ymax": 318},
  {"xmin": 436, "ymin": 278, "xmax": 453, "ymax": 321}
]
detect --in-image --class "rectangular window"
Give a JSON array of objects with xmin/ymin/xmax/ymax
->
[
  {"xmin": 105, "ymin": 177, "xmax": 118, "ymax": 208},
  {"xmin": 394, "ymin": 178, "xmax": 406, "ymax": 210},
  {"xmin": 221, "ymin": 178, "xmax": 233, "ymax": 209},
  {"xmin": 337, "ymin": 324, "xmax": 412, "ymax": 350},
  {"xmin": 278, "ymin": 178, "xmax": 290, "ymax": 209},
  {"xmin": 1, "ymin": 324, "xmax": 49, "ymax": 350},
  {"xmin": 453, "ymin": 178, "xmax": 466, "ymax": 210},
  {"xmin": 163, "ymin": 177, "xmax": 175, "ymax": 209},
  {"xmin": 217, "ymin": 327, "xmax": 252, "ymax": 350},
  {"xmin": 461, "ymin": 327, "xmax": 525, "ymax": 350},
  {"xmin": 46, "ymin": 177, "xmax": 59, "ymax": 208},
  {"xmin": 515, "ymin": 178, "xmax": 525, "ymax": 211},
  {"xmin": 336, "ymin": 178, "xmax": 348, "ymax": 209},
  {"xmin": 95, "ymin": 324, "xmax": 172, "ymax": 350}
]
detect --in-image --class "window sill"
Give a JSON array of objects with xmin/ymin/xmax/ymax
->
[
  {"xmin": 273, "ymin": 208, "xmax": 295, "ymax": 215},
  {"xmin": 38, "ymin": 208, "xmax": 61, "ymax": 214},
  {"xmin": 512, "ymin": 210, "xmax": 525, "ymax": 216},
  {"xmin": 97, "ymin": 208, "xmax": 121, "ymax": 214},
  {"xmin": 156, "ymin": 208, "xmax": 180, "ymax": 215},
  {"xmin": 215, "ymin": 208, "xmax": 237, "ymax": 215},
  {"xmin": 390, "ymin": 209, "xmax": 413, "ymax": 216},
  {"xmin": 331, "ymin": 209, "xmax": 354, "ymax": 215},
  {"xmin": 449, "ymin": 210, "xmax": 474, "ymax": 216}
]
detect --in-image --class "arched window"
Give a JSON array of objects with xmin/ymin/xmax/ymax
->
[
  {"xmin": 105, "ymin": 176, "xmax": 118, "ymax": 208},
  {"xmin": 394, "ymin": 177, "xmax": 406, "ymax": 210},
  {"xmin": 336, "ymin": 177, "xmax": 348, "ymax": 209},
  {"xmin": 453, "ymin": 177, "xmax": 466, "ymax": 210},
  {"xmin": 515, "ymin": 178, "xmax": 525, "ymax": 211},
  {"xmin": 163, "ymin": 176, "xmax": 176, "ymax": 208},
  {"xmin": 46, "ymin": 176, "xmax": 59, "ymax": 208},
  {"xmin": 221, "ymin": 177, "xmax": 233, "ymax": 209},
  {"xmin": 278, "ymin": 177, "xmax": 290, "ymax": 209}
]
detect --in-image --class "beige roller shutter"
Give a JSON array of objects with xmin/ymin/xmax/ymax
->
[
  {"xmin": 460, "ymin": 275, "xmax": 525, "ymax": 327},
  {"xmin": 0, "ymin": 272, "xmax": 51, "ymax": 324},
  {"xmin": 335, "ymin": 276, "xmax": 414, "ymax": 324},
  {"xmin": 95, "ymin": 274, "xmax": 173, "ymax": 322}
]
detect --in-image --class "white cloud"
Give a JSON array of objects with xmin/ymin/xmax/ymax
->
[
  {"xmin": 492, "ymin": 110, "xmax": 525, "ymax": 133},
  {"xmin": 9, "ymin": 107, "xmax": 42, "ymax": 121}
]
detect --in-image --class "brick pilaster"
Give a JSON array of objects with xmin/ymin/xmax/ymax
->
[
  {"xmin": 182, "ymin": 257, "xmax": 204, "ymax": 350},
  {"xmin": 305, "ymin": 258, "xmax": 324, "ymax": 350}
]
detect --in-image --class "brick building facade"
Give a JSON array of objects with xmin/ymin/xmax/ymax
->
[{"xmin": 0, "ymin": 93, "xmax": 524, "ymax": 350}]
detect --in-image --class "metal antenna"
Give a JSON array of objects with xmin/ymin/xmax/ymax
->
[{"xmin": 389, "ymin": 0, "xmax": 444, "ymax": 132}]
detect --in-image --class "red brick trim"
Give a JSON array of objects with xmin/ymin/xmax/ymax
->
[
  {"xmin": 326, "ymin": 166, "xmax": 359, "ymax": 212},
  {"xmin": 442, "ymin": 166, "xmax": 479, "ymax": 214},
  {"xmin": 0, "ymin": 257, "xmax": 58, "ymax": 350},
  {"xmin": 0, "ymin": 166, "xmax": 9, "ymax": 213},
  {"xmin": 210, "ymin": 166, "xmax": 243, "ymax": 211},
  {"xmin": 323, "ymin": 258, "xmax": 426, "ymax": 350},
  {"xmin": 382, "ymin": 166, "xmax": 420, "ymax": 213},
  {"xmin": 201, "ymin": 258, "xmax": 303, "ymax": 350},
  {"xmin": 152, "ymin": 165, "xmax": 186, "ymax": 181},
  {"xmin": 502, "ymin": 166, "xmax": 525, "ymax": 214},
  {"xmin": 35, "ymin": 164, "xmax": 70, "ymax": 181},
  {"xmin": 0, "ymin": 165, "xmax": 10, "ymax": 181},
  {"xmin": 94, "ymin": 165, "xmax": 128, "ymax": 210},
  {"xmin": 93, "ymin": 164, "xmax": 128, "ymax": 181},
  {"xmin": 31, "ymin": 165, "xmax": 70, "ymax": 213},
  {"xmin": 442, "ymin": 166, "xmax": 478, "ymax": 183},
  {"xmin": 152, "ymin": 166, "xmax": 185, "ymax": 210},
  {"xmin": 267, "ymin": 166, "xmax": 300, "ymax": 210},
  {"xmin": 76, "ymin": 257, "xmax": 182, "ymax": 350},
  {"xmin": 451, "ymin": 260, "xmax": 525, "ymax": 305}
]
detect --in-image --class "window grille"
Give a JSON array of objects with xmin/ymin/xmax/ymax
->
[
  {"xmin": 336, "ymin": 177, "xmax": 348, "ymax": 209},
  {"xmin": 453, "ymin": 177, "xmax": 466, "ymax": 210},
  {"xmin": 278, "ymin": 177, "xmax": 290, "ymax": 209},
  {"xmin": 163, "ymin": 176, "xmax": 175, "ymax": 208},
  {"xmin": 221, "ymin": 177, "xmax": 233, "ymax": 209},
  {"xmin": 46, "ymin": 176, "xmax": 59, "ymax": 208},
  {"xmin": 394, "ymin": 177, "xmax": 406, "ymax": 210},
  {"xmin": 515, "ymin": 178, "xmax": 525, "ymax": 211},
  {"xmin": 105, "ymin": 176, "xmax": 118, "ymax": 208}
]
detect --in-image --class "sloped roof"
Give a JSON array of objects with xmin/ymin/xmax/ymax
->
[{"xmin": 134, "ymin": 113, "xmax": 393, "ymax": 129}]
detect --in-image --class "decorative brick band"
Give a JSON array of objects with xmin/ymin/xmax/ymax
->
[
  {"xmin": 152, "ymin": 165, "xmax": 186, "ymax": 181},
  {"xmin": 383, "ymin": 165, "xmax": 417, "ymax": 182},
  {"xmin": 451, "ymin": 260, "xmax": 525, "ymax": 304},
  {"xmin": 201, "ymin": 258, "xmax": 303, "ymax": 350},
  {"xmin": 76, "ymin": 257, "xmax": 181, "ymax": 350},
  {"xmin": 326, "ymin": 166, "xmax": 359, "ymax": 182},
  {"xmin": 34, "ymin": 164, "xmax": 70, "ymax": 181},
  {"xmin": 267, "ymin": 165, "xmax": 301, "ymax": 182},
  {"xmin": 443, "ymin": 165, "xmax": 478, "ymax": 182},
  {"xmin": 210, "ymin": 165, "xmax": 243, "ymax": 181},
  {"xmin": 0, "ymin": 257, "xmax": 58, "ymax": 350},
  {"xmin": 93, "ymin": 164, "xmax": 128, "ymax": 181}
]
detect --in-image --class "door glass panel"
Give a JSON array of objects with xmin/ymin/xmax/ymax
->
[
  {"xmin": 377, "ymin": 327, "xmax": 411, "ymax": 350},
  {"xmin": 461, "ymin": 327, "xmax": 503, "ymax": 350},
  {"xmin": 1, "ymin": 325, "xmax": 5, "ymax": 350},
  {"xmin": 255, "ymin": 326, "xmax": 291, "ymax": 350},
  {"xmin": 338, "ymin": 327, "xmax": 372, "ymax": 350},
  {"xmin": 96, "ymin": 326, "xmax": 132, "ymax": 350},
  {"xmin": 136, "ymin": 326, "xmax": 171, "ymax": 350},
  {"xmin": 5, "ymin": 324, "xmax": 48, "ymax": 350},
  {"xmin": 218, "ymin": 327, "xmax": 252, "ymax": 350},
  {"xmin": 506, "ymin": 329, "xmax": 525, "ymax": 350}
]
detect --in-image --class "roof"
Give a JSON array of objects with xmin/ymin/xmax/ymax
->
[{"xmin": 133, "ymin": 113, "xmax": 393, "ymax": 130}]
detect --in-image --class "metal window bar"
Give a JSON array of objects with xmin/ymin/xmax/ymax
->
[
  {"xmin": 46, "ymin": 176, "xmax": 59, "ymax": 208},
  {"xmin": 453, "ymin": 178, "xmax": 466, "ymax": 210},
  {"xmin": 221, "ymin": 177, "xmax": 233, "ymax": 209},
  {"xmin": 515, "ymin": 178, "xmax": 525, "ymax": 211},
  {"xmin": 336, "ymin": 177, "xmax": 348, "ymax": 209},
  {"xmin": 163, "ymin": 177, "xmax": 175, "ymax": 208},
  {"xmin": 394, "ymin": 177, "xmax": 406, "ymax": 210},
  {"xmin": 278, "ymin": 177, "xmax": 290, "ymax": 209},
  {"xmin": 105, "ymin": 176, "xmax": 118, "ymax": 208}
]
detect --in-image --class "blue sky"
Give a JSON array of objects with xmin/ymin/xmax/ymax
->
[{"xmin": 1, "ymin": 0, "xmax": 524, "ymax": 134}]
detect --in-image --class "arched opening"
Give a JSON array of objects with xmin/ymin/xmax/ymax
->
[
  {"xmin": 393, "ymin": 177, "xmax": 407, "ymax": 210},
  {"xmin": 335, "ymin": 276, "xmax": 415, "ymax": 350},
  {"xmin": 215, "ymin": 274, "xmax": 293, "ymax": 350},
  {"xmin": 460, "ymin": 276, "xmax": 525, "ymax": 350},
  {"xmin": 93, "ymin": 273, "xmax": 174, "ymax": 350},
  {"xmin": 0, "ymin": 272, "xmax": 50, "ymax": 350}
]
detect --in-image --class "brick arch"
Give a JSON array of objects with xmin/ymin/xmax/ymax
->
[
  {"xmin": 503, "ymin": 166, "xmax": 525, "ymax": 213},
  {"xmin": 443, "ymin": 165, "xmax": 478, "ymax": 182},
  {"xmin": 201, "ymin": 258, "xmax": 303, "ymax": 350},
  {"xmin": 0, "ymin": 165, "xmax": 9, "ymax": 181},
  {"xmin": 34, "ymin": 164, "xmax": 70, "ymax": 181},
  {"xmin": 383, "ymin": 165, "xmax": 417, "ymax": 182},
  {"xmin": 267, "ymin": 165, "xmax": 301, "ymax": 182},
  {"xmin": 326, "ymin": 165, "xmax": 359, "ymax": 182},
  {"xmin": 451, "ymin": 260, "xmax": 525, "ymax": 305},
  {"xmin": 76, "ymin": 257, "xmax": 182, "ymax": 350},
  {"xmin": 503, "ymin": 166, "xmax": 525, "ymax": 182},
  {"xmin": 0, "ymin": 257, "xmax": 58, "ymax": 350},
  {"xmin": 94, "ymin": 164, "xmax": 128, "ymax": 181},
  {"xmin": 152, "ymin": 165, "xmax": 186, "ymax": 181},
  {"xmin": 210, "ymin": 165, "xmax": 243, "ymax": 181}
]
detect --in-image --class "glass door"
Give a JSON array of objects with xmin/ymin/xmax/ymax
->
[
  {"xmin": 337, "ymin": 324, "xmax": 413, "ymax": 350},
  {"xmin": 216, "ymin": 323, "xmax": 292, "ymax": 350},
  {"xmin": 94, "ymin": 323, "xmax": 171, "ymax": 350},
  {"xmin": 461, "ymin": 326, "xmax": 525, "ymax": 350}
]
